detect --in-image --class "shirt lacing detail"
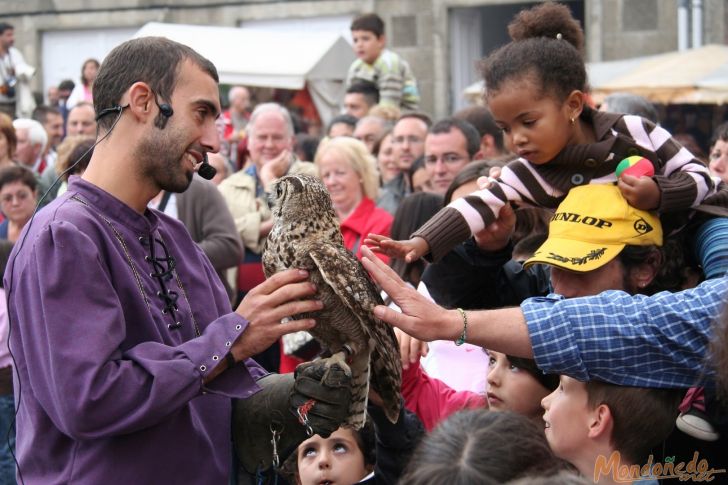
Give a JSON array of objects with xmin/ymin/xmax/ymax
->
[
  {"xmin": 71, "ymin": 194, "xmax": 202, "ymax": 336},
  {"xmin": 140, "ymin": 235, "xmax": 182, "ymax": 330}
]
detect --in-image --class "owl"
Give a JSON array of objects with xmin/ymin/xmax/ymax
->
[{"xmin": 263, "ymin": 173, "xmax": 402, "ymax": 428}]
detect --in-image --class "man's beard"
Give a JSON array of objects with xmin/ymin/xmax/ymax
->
[{"xmin": 135, "ymin": 126, "xmax": 194, "ymax": 194}]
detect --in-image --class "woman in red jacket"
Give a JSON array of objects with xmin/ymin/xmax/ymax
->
[{"xmin": 315, "ymin": 136, "xmax": 393, "ymax": 262}]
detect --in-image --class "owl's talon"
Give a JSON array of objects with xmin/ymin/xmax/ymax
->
[{"xmin": 319, "ymin": 352, "xmax": 352, "ymax": 386}]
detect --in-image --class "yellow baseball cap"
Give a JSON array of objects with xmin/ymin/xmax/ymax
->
[{"xmin": 523, "ymin": 184, "xmax": 662, "ymax": 272}]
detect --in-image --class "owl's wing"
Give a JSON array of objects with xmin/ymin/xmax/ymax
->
[{"xmin": 309, "ymin": 243, "xmax": 402, "ymax": 423}]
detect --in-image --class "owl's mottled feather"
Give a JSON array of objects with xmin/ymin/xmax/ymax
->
[{"xmin": 262, "ymin": 174, "xmax": 402, "ymax": 427}]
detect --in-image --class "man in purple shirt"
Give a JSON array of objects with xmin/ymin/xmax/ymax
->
[{"xmin": 5, "ymin": 37, "xmax": 347, "ymax": 483}]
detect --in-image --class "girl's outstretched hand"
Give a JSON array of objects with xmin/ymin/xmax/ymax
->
[{"xmin": 363, "ymin": 234, "xmax": 430, "ymax": 262}]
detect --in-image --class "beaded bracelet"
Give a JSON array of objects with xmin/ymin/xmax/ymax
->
[{"xmin": 454, "ymin": 307, "xmax": 468, "ymax": 346}]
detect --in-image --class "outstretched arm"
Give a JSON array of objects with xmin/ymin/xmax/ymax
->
[
  {"xmin": 362, "ymin": 246, "xmax": 727, "ymax": 388},
  {"xmin": 363, "ymin": 234, "xmax": 430, "ymax": 263},
  {"xmin": 360, "ymin": 246, "xmax": 533, "ymax": 358}
]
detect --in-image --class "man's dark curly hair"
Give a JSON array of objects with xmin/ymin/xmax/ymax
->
[{"xmin": 481, "ymin": 2, "xmax": 586, "ymax": 102}]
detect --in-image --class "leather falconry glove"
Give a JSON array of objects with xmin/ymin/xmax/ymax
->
[{"xmin": 233, "ymin": 360, "xmax": 351, "ymax": 475}]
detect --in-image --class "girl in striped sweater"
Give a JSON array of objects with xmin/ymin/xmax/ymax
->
[{"xmin": 366, "ymin": 2, "xmax": 728, "ymax": 280}]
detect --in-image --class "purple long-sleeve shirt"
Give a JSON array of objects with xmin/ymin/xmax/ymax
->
[{"xmin": 5, "ymin": 177, "xmax": 265, "ymax": 484}]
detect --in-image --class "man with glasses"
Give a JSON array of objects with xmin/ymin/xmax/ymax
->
[
  {"xmin": 377, "ymin": 113, "xmax": 431, "ymax": 214},
  {"xmin": 392, "ymin": 113, "xmax": 430, "ymax": 171},
  {"xmin": 424, "ymin": 118, "xmax": 480, "ymax": 194}
]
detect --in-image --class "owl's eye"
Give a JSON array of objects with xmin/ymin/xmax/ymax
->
[{"xmin": 276, "ymin": 184, "xmax": 283, "ymax": 198}]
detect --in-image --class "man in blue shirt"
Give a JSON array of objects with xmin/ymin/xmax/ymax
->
[{"xmin": 361, "ymin": 186, "xmax": 727, "ymax": 390}]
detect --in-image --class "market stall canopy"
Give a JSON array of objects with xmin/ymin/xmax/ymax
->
[
  {"xmin": 133, "ymin": 22, "xmax": 356, "ymax": 122},
  {"xmin": 588, "ymin": 44, "xmax": 728, "ymax": 104},
  {"xmin": 463, "ymin": 80, "xmax": 484, "ymax": 105},
  {"xmin": 464, "ymin": 44, "xmax": 728, "ymax": 105}
]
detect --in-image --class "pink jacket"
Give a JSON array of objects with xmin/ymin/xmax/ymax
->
[{"xmin": 401, "ymin": 359, "xmax": 486, "ymax": 431}]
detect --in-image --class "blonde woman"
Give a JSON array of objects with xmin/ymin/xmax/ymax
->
[{"xmin": 315, "ymin": 136, "xmax": 392, "ymax": 262}]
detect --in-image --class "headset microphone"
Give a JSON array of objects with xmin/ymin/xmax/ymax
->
[{"xmin": 197, "ymin": 153, "xmax": 217, "ymax": 181}]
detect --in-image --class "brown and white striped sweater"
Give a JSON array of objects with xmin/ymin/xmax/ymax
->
[{"xmin": 413, "ymin": 106, "xmax": 722, "ymax": 262}]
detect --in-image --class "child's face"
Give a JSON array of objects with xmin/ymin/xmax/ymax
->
[
  {"xmin": 297, "ymin": 427, "xmax": 371, "ymax": 485},
  {"xmin": 352, "ymin": 30, "xmax": 385, "ymax": 65},
  {"xmin": 487, "ymin": 78, "xmax": 578, "ymax": 165},
  {"xmin": 486, "ymin": 351, "xmax": 551, "ymax": 420},
  {"xmin": 709, "ymin": 138, "xmax": 728, "ymax": 184},
  {"xmin": 541, "ymin": 376, "xmax": 592, "ymax": 462}
]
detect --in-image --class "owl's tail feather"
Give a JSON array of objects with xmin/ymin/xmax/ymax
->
[{"xmin": 370, "ymin": 346, "xmax": 403, "ymax": 424}]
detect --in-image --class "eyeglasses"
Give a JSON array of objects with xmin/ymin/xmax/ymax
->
[
  {"xmin": 393, "ymin": 135, "xmax": 423, "ymax": 146},
  {"xmin": 424, "ymin": 153, "xmax": 466, "ymax": 165},
  {"xmin": 1, "ymin": 190, "xmax": 33, "ymax": 205}
]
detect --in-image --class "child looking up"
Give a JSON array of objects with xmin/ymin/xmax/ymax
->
[
  {"xmin": 294, "ymin": 400, "xmax": 423, "ymax": 485},
  {"xmin": 366, "ymin": 2, "xmax": 727, "ymax": 279},
  {"xmin": 346, "ymin": 13, "xmax": 420, "ymax": 112},
  {"xmin": 296, "ymin": 425, "xmax": 375, "ymax": 485}
]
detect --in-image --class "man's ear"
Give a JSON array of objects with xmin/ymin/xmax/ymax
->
[
  {"xmin": 587, "ymin": 403, "xmax": 613, "ymax": 440},
  {"xmin": 126, "ymin": 82, "xmax": 155, "ymax": 123}
]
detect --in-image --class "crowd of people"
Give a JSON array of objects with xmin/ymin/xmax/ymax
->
[{"xmin": 0, "ymin": 3, "xmax": 727, "ymax": 484}]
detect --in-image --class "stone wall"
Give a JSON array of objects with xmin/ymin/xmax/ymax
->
[{"xmin": 1, "ymin": 0, "xmax": 725, "ymax": 119}]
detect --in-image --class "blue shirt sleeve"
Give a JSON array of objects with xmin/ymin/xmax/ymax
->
[{"xmin": 522, "ymin": 276, "xmax": 728, "ymax": 388}]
